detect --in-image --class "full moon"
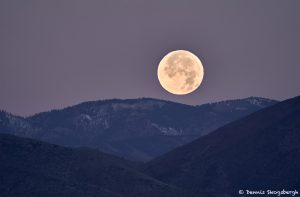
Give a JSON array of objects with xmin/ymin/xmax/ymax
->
[{"xmin": 157, "ymin": 50, "xmax": 204, "ymax": 95}]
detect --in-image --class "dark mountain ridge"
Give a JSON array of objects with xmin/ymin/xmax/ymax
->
[
  {"xmin": 0, "ymin": 133, "xmax": 189, "ymax": 197},
  {"xmin": 0, "ymin": 97, "xmax": 277, "ymax": 161},
  {"xmin": 143, "ymin": 96, "xmax": 300, "ymax": 196}
]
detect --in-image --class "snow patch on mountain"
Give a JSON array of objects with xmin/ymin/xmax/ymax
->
[
  {"xmin": 245, "ymin": 97, "xmax": 274, "ymax": 107},
  {"xmin": 151, "ymin": 123, "xmax": 183, "ymax": 136},
  {"xmin": 6, "ymin": 114, "xmax": 30, "ymax": 130}
]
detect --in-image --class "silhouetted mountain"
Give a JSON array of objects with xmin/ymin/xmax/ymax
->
[
  {"xmin": 0, "ymin": 97, "xmax": 276, "ymax": 161},
  {"xmin": 143, "ymin": 96, "xmax": 300, "ymax": 197},
  {"xmin": 0, "ymin": 134, "xmax": 189, "ymax": 197}
]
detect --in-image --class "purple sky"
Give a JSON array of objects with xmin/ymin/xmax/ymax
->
[{"xmin": 1, "ymin": 0, "xmax": 300, "ymax": 116}]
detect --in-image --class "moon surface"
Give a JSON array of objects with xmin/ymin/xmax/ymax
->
[{"xmin": 157, "ymin": 50, "xmax": 204, "ymax": 95}]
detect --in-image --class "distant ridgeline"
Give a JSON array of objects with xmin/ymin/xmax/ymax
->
[{"xmin": 0, "ymin": 97, "xmax": 276, "ymax": 161}]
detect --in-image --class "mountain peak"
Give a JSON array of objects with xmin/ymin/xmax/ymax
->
[{"xmin": 0, "ymin": 97, "xmax": 278, "ymax": 161}]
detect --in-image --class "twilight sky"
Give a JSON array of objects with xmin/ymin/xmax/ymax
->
[{"xmin": 1, "ymin": 0, "xmax": 300, "ymax": 116}]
